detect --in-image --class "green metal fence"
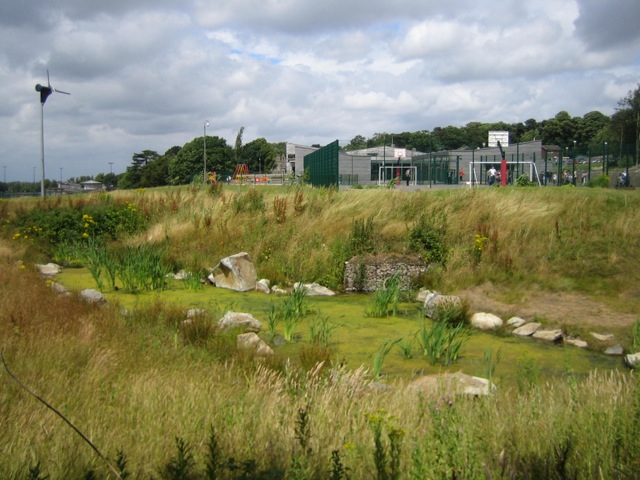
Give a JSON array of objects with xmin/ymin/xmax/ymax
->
[{"xmin": 304, "ymin": 140, "xmax": 339, "ymax": 187}]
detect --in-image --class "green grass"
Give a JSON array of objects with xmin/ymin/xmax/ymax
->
[{"xmin": 2, "ymin": 184, "xmax": 640, "ymax": 478}]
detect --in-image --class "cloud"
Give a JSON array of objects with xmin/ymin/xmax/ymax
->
[{"xmin": 0, "ymin": 0, "xmax": 638, "ymax": 182}]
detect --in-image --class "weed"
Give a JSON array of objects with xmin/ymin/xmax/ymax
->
[
  {"xmin": 366, "ymin": 410, "xmax": 405, "ymax": 480},
  {"xmin": 349, "ymin": 216, "xmax": 376, "ymax": 255},
  {"xmin": 418, "ymin": 320, "xmax": 470, "ymax": 366},
  {"xmin": 516, "ymin": 354, "xmax": 541, "ymax": 392},
  {"xmin": 632, "ymin": 318, "xmax": 640, "ymax": 350},
  {"xmin": 397, "ymin": 338, "xmax": 413, "ymax": 359},
  {"xmin": 483, "ymin": 346, "xmax": 503, "ymax": 382},
  {"xmin": 329, "ymin": 450, "xmax": 350, "ymax": 480},
  {"xmin": 408, "ymin": 210, "xmax": 449, "ymax": 265},
  {"xmin": 365, "ymin": 273, "xmax": 401, "ymax": 318},
  {"xmin": 161, "ymin": 436, "xmax": 196, "ymax": 480},
  {"xmin": 373, "ymin": 338, "xmax": 402, "ymax": 379},
  {"xmin": 308, "ymin": 313, "xmax": 338, "ymax": 347},
  {"xmin": 273, "ymin": 196, "xmax": 287, "ymax": 224}
]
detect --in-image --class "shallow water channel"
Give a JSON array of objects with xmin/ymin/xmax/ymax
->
[{"xmin": 57, "ymin": 268, "xmax": 625, "ymax": 388}]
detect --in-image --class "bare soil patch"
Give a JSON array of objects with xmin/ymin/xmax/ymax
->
[{"xmin": 456, "ymin": 285, "xmax": 637, "ymax": 333}]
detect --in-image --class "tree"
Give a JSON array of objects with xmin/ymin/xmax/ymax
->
[
  {"xmin": 345, "ymin": 135, "xmax": 367, "ymax": 150},
  {"xmin": 234, "ymin": 126, "xmax": 244, "ymax": 165},
  {"xmin": 617, "ymin": 83, "xmax": 640, "ymax": 165},
  {"xmin": 243, "ymin": 137, "xmax": 276, "ymax": 173},
  {"xmin": 168, "ymin": 136, "xmax": 233, "ymax": 185}
]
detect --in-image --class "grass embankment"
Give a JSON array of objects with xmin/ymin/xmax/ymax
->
[{"xmin": 1, "ymin": 185, "xmax": 640, "ymax": 477}]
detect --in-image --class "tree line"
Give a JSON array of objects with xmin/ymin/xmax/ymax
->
[{"xmin": 3, "ymin": 84, "xmax": 636, "ymax": 193}]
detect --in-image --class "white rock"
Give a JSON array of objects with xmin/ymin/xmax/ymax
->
[
  {"xmin": 590, "ymin": 332, "xmax": 614, "ymax": 342},
  {"xmin": 513, "ymin": 322, "xmax": 541, "ymax": 337},
  {"xmin": 470, "ymin": 312, "xmax": 503, "ymax": 330},
  {"xmin": 36, "ymin": 263, "xmax": 62, "ymax": 277},
  {"xmin": 604, "ymin": 344, "xmax": 624, "ymax": 356},
  {"xmin": 625, "ymin": 352, "xmax": 640, "ymax": 368},
  {"xmin": 294, "ymin": 282, "xmax": 336, "ymax": 296},
  {"xmin": 532, "ymin": 329, "xmax": 563, "ymax": 342},
  {"xmin": 507, "ymin": 316, "xmax": 526, "ymax": 328},
  {"xmin": 217, "ymin": 311, "xmax": 262, "ymax": 333},
  {"xmin": 79, "ymin": 288, "xmax": 107, "ymax": 305},
  {"xmin": 256, "ymin": 279, "xmax": 271, "ymax": 294},
  {"xmin": 564, "ymin": 337, "xmax": 588, "ymax": 348}
]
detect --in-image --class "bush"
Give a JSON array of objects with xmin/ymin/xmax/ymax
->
[
  {"xmin": 588, "ymin": 174, "xmax": 610, "ymax": 188},
  {"xmin": 408, "ymin": 211, "xmax": 449, "ymax": 265}
]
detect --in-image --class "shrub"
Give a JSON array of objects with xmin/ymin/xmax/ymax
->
[
  {"xmin": 588, "ymin": 174, "xmax": 610, "ymax": 188},
  {"xmin": 408, "ymin": 211, "xmax": 449, "ymax": 265}
]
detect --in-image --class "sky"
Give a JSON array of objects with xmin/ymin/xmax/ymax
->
[{"xmin": 1, "ymin": 0, "xmax": 639, "ymax": 182}]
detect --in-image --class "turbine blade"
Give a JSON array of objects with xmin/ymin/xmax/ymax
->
[{"xmin": 54, "ymin": 88, "xmax": 70, "ymax": 95}]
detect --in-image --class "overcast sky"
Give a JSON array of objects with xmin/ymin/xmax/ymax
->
[{"xmin": 1, "ymin": 0, "xmax": 639, "ymax": 182}]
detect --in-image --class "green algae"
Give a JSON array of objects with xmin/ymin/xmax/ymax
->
[{"xmin": 56, "ymin": 268, "xmax": 625, "ymax": 388}]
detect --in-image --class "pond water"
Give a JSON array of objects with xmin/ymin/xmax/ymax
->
[{"xmin": 56, "ymin": 268, "xmax": 625, "ymax": 387}]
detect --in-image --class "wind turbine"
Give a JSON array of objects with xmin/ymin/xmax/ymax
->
[{"xmin": 35, "ymin": 70, "xmax": 70, "ymax": 197}]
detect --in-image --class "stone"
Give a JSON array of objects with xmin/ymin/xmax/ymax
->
[
  {"xmin": 186, "ymin": 308, "xmax": 207, "ymax": 318},
  {"xmin": 210, "ymin": 252, "xmax": 257, "ymax": 292},
  {"xmin": 532, "ymin": 329, "xmax": 563, "ymax": 342},
  {"xmin": 470, "ymin": 312, "xmax": 503, "ymax": 330},
  {"xmin": 272, "ymin": 285, "xmax": 288, "ymax": 295},
  {"xmin": 423, "ymin": 291, "xmax": 463, "ymax": 318},
  {"xmin": 624, "ymin": 352, "xmax": 640, "ymax": 368},
  {"xmin": 590, "ymin": 332, "xmax": 614, "ymax": 342},
  {"xmin": 49, "ymin": 281, "xmax": 67, "ymax": 294},
  {"xmin": 416, "ymin": 289, "xmax": 429, "ymax": 303},
  {"xmin": 237, "ymin": 332, "xmax": 274, "ymax": 357},
  {"xmin": 173, "ymin": 270, "xmax": 190, "ymax": 280},
  {"xmin": 604, "ymin": 344, "xmax": 624, "ymax": 356},
  {"xmin": 79, "ymin": 288, "xmax": 107, "ymax": 305},
  {"xmin": 256, "ymin": 279, "xmax": 271, "ymax": 294},
  {"xmin": 512, "ymin": 322, "xmax": 541, "ymax": 337},
  {"xmin": 217, "ymin": 311, "xmax": 262, "ymax": 333},
  {"xmin": 507, "ymin": 316, "xmax": 526, "ymax": 328},
  {"xmin": 36, "ymin": 263, "xmax": 62, "ymax": 278},
  {"xmin": 408, "ymin": 371, "xmax": 496, "ymax": 397},
  {"xmin": 564, "ymin": 337, "xmax": 588, "ymax": 348},
  {"xmin": 294, "ymin": 282, "xmax": 336, "ymax": 296}
]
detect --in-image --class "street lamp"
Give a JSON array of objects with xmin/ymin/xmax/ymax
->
[
  {"xmin": 35, "ymin": 70, "xmax": 70, "ymax": 197},
  {"xmin": 59, "ymin": 167, "xmax": 63, "ymax": 184},
  {"xmin": 203, "ymin": 120, "xmax": 209, "ymax": 183},
  {"xmin": 604, "ymin": 141, "xmax": 608, "ymax": 176},
  {"xmin": 109, "ymin": 162, "xmax": 113, "ymax": 174},
  {"xmin": 3, "ymin": 165, "xmax": 6, "ymax": 184},
  {"xmin": 572, "ymin": 140, "xmax": 576, "ymax": 185}
]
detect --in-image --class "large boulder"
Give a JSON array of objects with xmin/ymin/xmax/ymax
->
[
  {"xmin": 423, "ymin": 291, "xmax": 463, "ymax": 318},
  {"xmin": 217, "ymin": 311, "xmax": 262, "ymax": 333},
  {"xmin": 210, "ymin": 252, "xmax": 257, "ymax": 292},
  {"xmin": 408, "ymin": 371, "xmax": 496, "ymax": 397},
  {"xmin": 470, "ymin": 312, "xmax": 503, "ymax": 330}
]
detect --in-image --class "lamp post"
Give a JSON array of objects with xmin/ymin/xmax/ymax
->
[
  {"xmin": 109, "ymin": 162, "xmax": 113, "ymax": 174},
  {"xmin": 59, "ymin": 167, "xmax": 63, "ymax": 184},
  {"xmin": 3, "ymin": 165, "xmax": 6, "ymax": 184},
  {"xmin": 203, "ymin": 120, "xmax": 209, "ymax": 183},
  {"xmin": 572, "ymin": 140, "xmax": 576, "ymax": 185},
  {"xmin": 604, "ymin": 141, "xmax": 608, "ymax": 176}
]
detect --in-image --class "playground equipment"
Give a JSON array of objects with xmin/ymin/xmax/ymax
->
[{"xmin": 232, "ymin": 164, "xmax": 248, "ymax": 183}]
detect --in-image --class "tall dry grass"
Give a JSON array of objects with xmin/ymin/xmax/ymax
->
[{"xmin": 1, "ymin": 233, "xmax": 640, "ymax": 477}]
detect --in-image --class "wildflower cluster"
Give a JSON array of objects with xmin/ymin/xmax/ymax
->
[
  {"xmin": 12, "ymin": 225, "xmax": 43, "ymax": 241},
  {"xmin": 81, "ymin": 213, "xmax": 96, "ymax": 239},
  {"xmin": 471, "ymin": 233, "xmax": 488, "ymax": 264}
]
